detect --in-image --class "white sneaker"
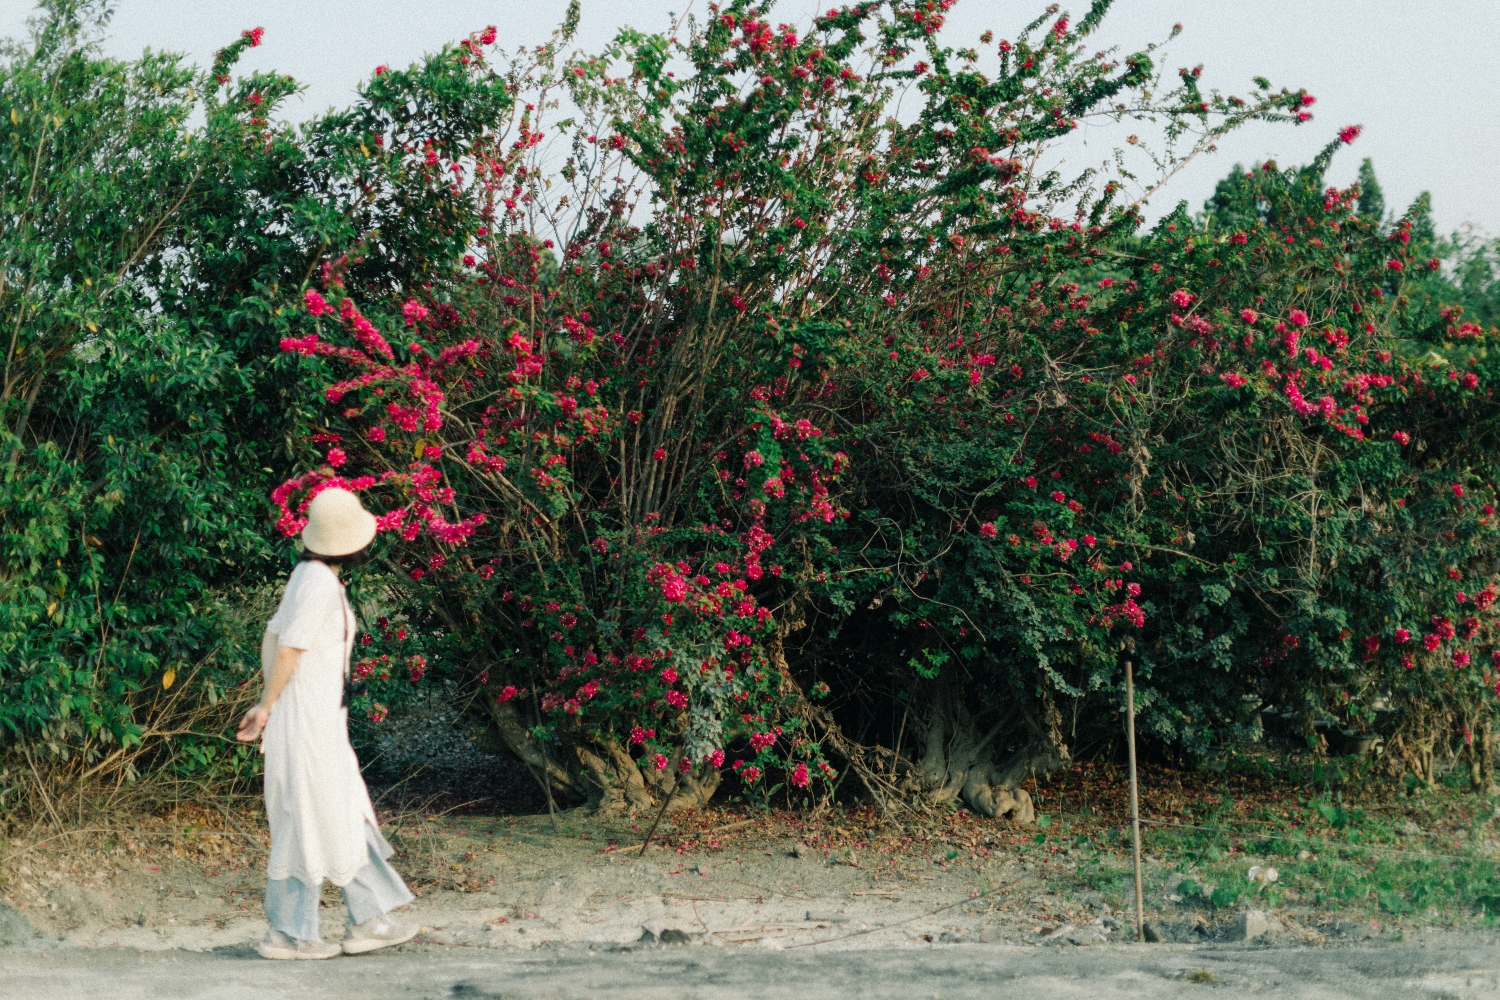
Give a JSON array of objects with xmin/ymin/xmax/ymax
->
[
  {"xmin": 342, "ymin": 915, "xmax": 419, "ymax": 955},
  {"xmin": 256, "ymin": 928, "xmax": 342, "ymax": 960}
]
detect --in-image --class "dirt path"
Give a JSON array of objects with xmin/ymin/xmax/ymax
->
[
  {"xmin": 0, "ymin": 805, "xmax": 1341, "ymax": 953},
  {"xmin": 3, "ymin": 803, "xmax": 1491, "ymax": 999},
  {"xmin": 6, "ymin": 934, "xmax": 1500, "ymax": 1000}
]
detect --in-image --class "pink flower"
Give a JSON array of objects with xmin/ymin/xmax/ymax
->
[
  {"xmin": 1454, "ymin": 649, "xmax": 1472, "ymax": 668},
  {"xmin": 497, "ymin": 685, "xmax": 518, "ymax": 703},
  {"xmin": 1423, "ymin": 634, "xmax": 1442, "ymax": 652},
  {"xmin": 1240, "ymin": 308, "xmax": 1258, "ymax": 323},
  {"xmin": 790, "ymin": 762, "xmax": 810, "ymax": 789},
  {"xmin": 1453, "ymin": 483, "xmax": 1465, "ymax": 498},
  {"xmin": 1364, "ymin": 636, "xmax": 1380, "ymax": 654},
  {"xmin": 1392, "ymin": 431, "xmax": 1410, "ymax": 446},
  {"xmin": 1457, "ymin": 592, "xmax": 1469, "ymax": 604},
  {"xmin": 1025, "ymin": 476, "xmax": 1038, "ymax": 488},
  {"xmin": 665, "ymin": 690, "xmax": 688, "ymax": 709},
  {"xmin": 1082, "ymin": 534, "xmax": 1096, "ymax": 547},
  {"xmin": 653, "ymin": 448, "xmax": 666, "ymax": 461},
  {"xmin": 653, "ymin": 754, "xmax": 669, "ymax": 770},
  {"xmin": 304, "ymin": 288, "xmax": 334, "ymax": 317},
  {"xmin": 660, "ymin": 667, "xmax": 678, "ymax": 684},
  {"xmin": 402, "ymin": 300, "xmax": 429, "ymax": 326},
  {"xmin": 1169, "ymin": 289, "xmax": 1195, "ymax": 308},
  {"xmin": 1388, "ymin": 259, "xmax": 1404, "ymax": 271},
  {"xmin": 1339, "ymin": 124, "xmax": 1362, "ymax": 144},
  {"xmin": 707, "ymin": 749, "xmax": 725, "ymax": 768},
  {"xmin": 1395, "ymin": 628, "xmax": 1410, "ymax": 644},
  {"xmin": 660, "ymin": 576, "xmax": 688, "ymax": 602},
  {"xmin": 242, "ymin": 26, "xmax": 264, "ymax": 46},
  {"xmin": 1288, "ymin": 309, "xmax": 1309, "ymax": 327},
  {"xmin": 740, "ymin": 765, "xmax": 762, "ymax": 784},
  {"xmin": 979, "ymin": 522, "xmax": 998, "ymax": 538},
  {"xmin": 367, "ymin": 426, "xmax": 386, "ymax": 442},
  {"xmin": 762, "ymin": 477, "xmax": 785, "ymax": 498},
  {"xmin": 630, "ymin": 726, "xmax": 647, "ymax": 744},
  {"xmin": 1220, "ymin": 372, "xmax": 1247, "ymax": 388},
  {"xmin": 326, "ymin": 447, "xmax": 346, "ymax": 467}
]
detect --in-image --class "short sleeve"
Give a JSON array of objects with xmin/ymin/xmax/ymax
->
[{"xmin": 266, "ymin": 561, "xmax": 340, "ymax": 651}]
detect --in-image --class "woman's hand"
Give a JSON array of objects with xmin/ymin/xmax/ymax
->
[{"xmin": 237, "ymin": 704, "xmax": 270, "ymax": 742}]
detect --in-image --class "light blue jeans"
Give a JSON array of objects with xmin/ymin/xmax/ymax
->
[{"xmin": 263, "ymin": 823, "xmax": 413, "ymax": 941}]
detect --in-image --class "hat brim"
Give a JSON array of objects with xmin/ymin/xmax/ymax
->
[{"xmin": 302, "ymin": 508, "xmax": 378, "ymax": 557}]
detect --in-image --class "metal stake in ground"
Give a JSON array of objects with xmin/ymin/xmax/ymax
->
[{"xmin": 1124, "ymin": 652, "xmax": 1145, "ymax": 942}]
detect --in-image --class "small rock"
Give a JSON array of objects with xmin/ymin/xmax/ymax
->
[
  {"xmin": 1166, "ymin": 893, "xmax": 1183, "ymax": 903},
  {"xmin": 1229, "ymin": 909, "xmax": 1282, "ymax": 943},
  {"xmin": 790, "ymin": 843, "xmax": 817, "ymax": 860},
  {"xmin": 658, "ymin": 928, "xmax": 691, "ymax": 945},
  {"xmin": 1062, "ymin": 926, "xmax": 1109, "ymax": 946},
  {"xmin": 979, "ymin": 924, "xmax": 1005, "ymax": 943},
  {"xmin": 806, "ymin": 911, "xmax": 850, "ymax": 924},
  {"xmin": 1398, "ymin": 820, "xmax": 1422, "ymax": 838},
  {"xmin": 1143, "ymin": 919, "xmax": 1206, "ymax": 944},
  {"xmin": 938, "ymin": 930, "xmax": 966, "ymax": 944},
  {"xmin": 1296, "ymin": 849, "xmax": 1315, "ymax": 861},
  {"xmin": 0, "ymin": 905, "xmax": 37, "ymax": 946}
]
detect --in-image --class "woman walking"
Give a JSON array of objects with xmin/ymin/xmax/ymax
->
[{"xmin": 237, "ymin": 488, "xmax": 419, "ymax": 960}]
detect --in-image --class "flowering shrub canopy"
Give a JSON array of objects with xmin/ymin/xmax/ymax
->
[{"xmin": 8, "ymin": 2, "xmax": 1500, "ymax": 802}]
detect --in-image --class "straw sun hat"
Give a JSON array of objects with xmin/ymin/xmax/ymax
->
[{"xmin": 301, "ymin": 488, "xmax": 378, "ymax": 558}]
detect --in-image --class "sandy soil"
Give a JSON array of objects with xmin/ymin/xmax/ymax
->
[{"xmin": 0, "ymin": 803, "xmax": 1382, "ymax": 955}]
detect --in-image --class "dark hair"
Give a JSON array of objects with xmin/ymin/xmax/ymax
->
[{"xmin": 300, "ymin": 545, "xmax": 372, "ymax": 569}]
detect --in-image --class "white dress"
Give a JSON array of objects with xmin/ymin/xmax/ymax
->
[{"xmin": 261, "ymin": 559, "xmax": 394, "ymax": 887}]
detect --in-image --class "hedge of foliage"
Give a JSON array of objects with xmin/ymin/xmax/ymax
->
[{"xmin": 6, "ymin": 0, "xmax": 1500, "ymax": 815}]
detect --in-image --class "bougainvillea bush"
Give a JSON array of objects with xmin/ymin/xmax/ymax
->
[
  {"xmin": 270, "ymin": 0, "xmax": 1419, "ymax": 816},
  {"xmin": 14, "ymin": 0, "xmax": 1495, "ymax": 818}
]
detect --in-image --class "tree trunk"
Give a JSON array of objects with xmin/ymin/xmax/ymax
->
[
  {"xmin": 897, "ymin": 678, "xmax": 1069, "ymax": 823},
  {"xmin": 481, "ymin": 681, "xmax": 719, "ymax": 815}
]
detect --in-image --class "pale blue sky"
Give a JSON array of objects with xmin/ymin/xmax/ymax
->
[{"xmin": 2, "ymin": 1, "xmax": 1496, "ymax": 235}]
